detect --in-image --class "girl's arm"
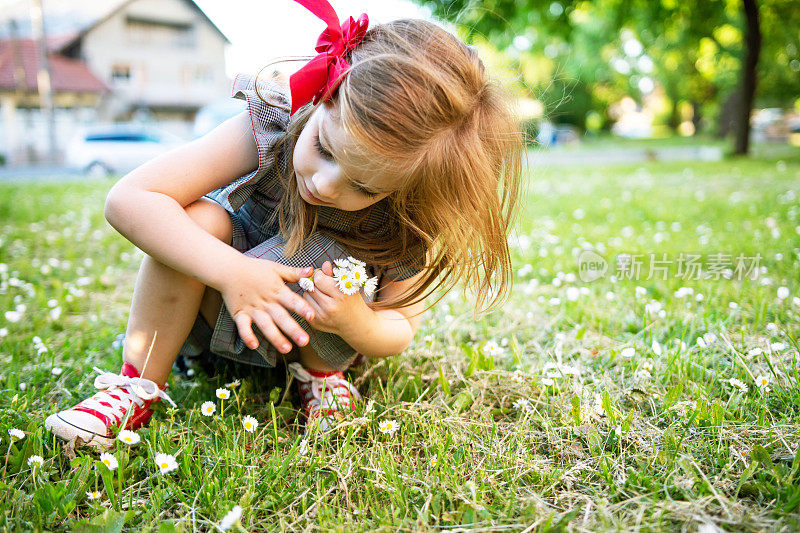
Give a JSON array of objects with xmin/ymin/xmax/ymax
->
[
  {"xmin": 303, "ymin": 265, "xmax": 426, "ymax": 358},
  {"xmin": 345, "ymin": 271, "xmax": 427, "ymax": 358},
  {"xmin": 104, "ymin": 111, "xmax": 315, "ymax": 352}
]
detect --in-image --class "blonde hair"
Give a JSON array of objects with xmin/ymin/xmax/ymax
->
[{"xmin": 255, "ymin": 19, "xmax": 525, "ymax": 317}]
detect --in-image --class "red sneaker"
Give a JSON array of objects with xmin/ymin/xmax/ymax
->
[
  {"xmin": 287, "ymin": 362, "xmax": 361, "ymax": 432},
  {"xmin": 44, "ymin": 362, "xmax": 176, "ymax": 448}
]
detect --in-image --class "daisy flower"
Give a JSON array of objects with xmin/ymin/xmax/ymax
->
[
  {"xmin": 483, "ymin": 340, "xmax": 503, "ymax": 357},
  {"xmin": 378, "ymin": 419, "xmax": 399, "ymax": 435},
  {"xmin": 242, "ymin": 415, "xmax": 259, "ymax": 432},
  {"xmin": 349, "ymin": 264, "xmax": 367, "ymax": 285},
  {"xmin": 334, "ymin": 258, "xmax": 352, "ymax": 269},
  {"xmin": 8, "ymin": 428, "xmax": 24, "ymax": 440},
  {"xmin": 86, "ymin": 490, "xmax": 102, "ymax": 500},
  {"xmin": 651, "ymin": 340, "xmax": 662, "ymax": 356},
  {"xmin": 347, "ymin": 256, "xmax": 366, "ymax": 268},
  {"xmin": 428, "ymin": 457, "xmax": 438, "ymax": 468},
  {"xmin": 27, "ymin": 455, "xmax": 44, "ymax": 468},
  {"xmin": 299, "ymin": 277, "xmax": 315, "ymax": 292},
  {"xmin": 363, "ymin": 276, "xmax": 378, "ymax": 298},
  {"xmin": 200, "ymin": 401, "xmax": 216, "ymax": 417},
  {"xmin": 219, "ymin": 505, "xmax": 243, "ymax": 531},
  {"xmin": 99, "ymin": 452, "xmax": 118, "ymax": 471},
  {"xmin": 154, "ymin": 453, "xmax": 178, "ymax": 474},
  {"xmin": 755, "ymin": 374, "xmax": 772, "ymax": 391},
  {"xmin": 226, "ymin": 378, "xmax": 241, "ymax": 388},
  {"xmin": 216, "ymin": 388, "xmax": 231, "ymax": 400},
  {"xmin": 541, "ymin": 377, "xmax": 555, "ymax": 386},
  {"xmin": 337, "ymin": 277, "xmax": 360, "ymax": 296},
  {"xmin": 333, "ymin": 266, "xmax": 351, "ymax": 281},
  {"xmin": 640, "ymin": 360, "xmax": 654, "ymax": 372},
  {"xmin": 620, "ymin": 347, "xmax": 635, "ymax": 358},
  {"xmin": 298, "ymin": 438, "xmax": 309, "ymax": 455},
  {"xmin": 512, "ymin": 398, "xmax": 532, "ymax": 411},
  {"xmin": 727, "ymin": 378, "xmax": 749, "ymax": 393},
  {"xmin": 117, "ymin": 430, "xmax": 140, "ymax": 445}
]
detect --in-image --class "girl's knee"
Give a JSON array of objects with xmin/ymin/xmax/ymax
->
[{"xmin": 184, "ymin": 198, "xmax": 233, "ymax": 244}]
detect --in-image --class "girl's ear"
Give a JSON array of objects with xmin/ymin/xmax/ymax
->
[{"xmin": 323, "ymin": 99, "xmax": 341, "ymax": 122}]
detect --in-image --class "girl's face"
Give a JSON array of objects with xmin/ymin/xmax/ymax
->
[{"xmin": 293, "ymin": 101, "xmax": 395, "ymax": 211}]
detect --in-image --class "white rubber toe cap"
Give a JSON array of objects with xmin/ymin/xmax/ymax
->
[{"xmin": 44, "ymin": 411, "xmax": 114, "ymax": 447}]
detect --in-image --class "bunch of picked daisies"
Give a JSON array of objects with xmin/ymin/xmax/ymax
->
[{"xmin": 299, "ymin": 256, "xmax": 379, "ymax": 297}]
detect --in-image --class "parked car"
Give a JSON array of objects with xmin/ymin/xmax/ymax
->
[
  {"xmin": 192, "ymin": 97, "xmax": 246, "ymax": 139},
  {"xmin": 65, "ymin": 123, "xmax": 186, "ymax": 177}
]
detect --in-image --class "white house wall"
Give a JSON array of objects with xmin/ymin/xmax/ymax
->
[{"xmin": 81, "ymin": 0, "xmax": 229, "ymax": 117}]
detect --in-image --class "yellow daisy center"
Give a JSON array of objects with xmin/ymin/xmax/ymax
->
[
  {"xmin": 103, "ymin": 460, "xmax": 111, "ymax": 466},
  {"xmin": 245, "ymin": 422, "xmax": 252, "ymax": 429},
  {"xmin": 161, "ymin": 462, "xmax": 169, "ymax": 469}
]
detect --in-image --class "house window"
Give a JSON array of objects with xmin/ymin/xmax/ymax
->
[
  {"xmin": 111, "ymin": 64, "xmax": 131, "ymax": 83},
  {"xmin": 194, "ymin": 66, "xmax": 213, "ymax": 84},
  {"xmin": 125, "ymin": 15, "xmax": 195, "ymax": 48},
  {"xmin": 174, "ymin": 26, "xmax": 196, "ymax": 48}
]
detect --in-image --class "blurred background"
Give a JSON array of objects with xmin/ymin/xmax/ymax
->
[{"xmin": 0, "ymin": 0, "xmax": 797, "ymax": 175}]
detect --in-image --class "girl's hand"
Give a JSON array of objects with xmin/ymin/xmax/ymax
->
[
  {"xmin": 302, "ymin": 261, "xmax": 372, "ymax": 335},
  {"xmin": 219, "ymin": 257, "xmax": 316, "ymax": 354}
]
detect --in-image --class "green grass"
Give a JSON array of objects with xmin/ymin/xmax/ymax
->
[
  {"xmin": 1, "ymin": 148, "xmax": 799, "ymax": 531},
  {"xmin": 545, "ymin": 133, "xmax": 799, "ymax": 160}
]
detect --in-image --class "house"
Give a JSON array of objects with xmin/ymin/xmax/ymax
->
[
  {"xmin": 0, "ymin": 35, "xmax": 108, "ymax": 164},
  {"xmin": 0, "ymin": 0, "xmax": 231, "ymax": 165}
]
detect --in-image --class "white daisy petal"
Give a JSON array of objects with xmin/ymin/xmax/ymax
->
[
  {"xmin": 299, "ymin": 277, "xmax": 315, "ymax": 292},
  {"xmin": 363, "ymin": 276, "xmax": 379, "ymax": 298},
  {"xmin": 216, "ymin": 388, "xmax": 231, "ymax": 400},
  {"xmin": 154, "ymin": 453, "xmax": 178, "ymax": 474},
  {"xmin": 201, "ymin": 401, "xmax": 216, "ymax": 417},
  {"xmin": 378, "ymin": 419, "xmax": 399, "ymax": 435},
  {"xmin": 242, "ymin": 415, "xmax": 259, "ymax": 432},
  {"xmin": 117, "ymin": 430, "xmax": 140, "ymax": 445},
  {"xmin": 219, "ymin": 505, "xmax": 243, "ymax": 531},
  {"xmin": 100, "ymin": 452, "xmax": 118, "ymax": 471},
  {"xmin": 337, "ymin": 278, "xmax": 360, "ymax": 295}
]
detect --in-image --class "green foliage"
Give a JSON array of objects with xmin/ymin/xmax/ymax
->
[
  {"xmin": 419, "ymin": 0, "xmax": 800, "ymax": 136},
  {"xmin": 0, "ymin": 150, "xmax": 799, "ymax": 528}
]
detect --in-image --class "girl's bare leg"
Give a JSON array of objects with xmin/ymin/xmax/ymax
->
[
  {"xmin": 122, "ymin": 199, "xmax": 234, "ymax": 385},
  {"xmin": 296, "ymin": 343, "xmax": 338, "ymax": 372}
]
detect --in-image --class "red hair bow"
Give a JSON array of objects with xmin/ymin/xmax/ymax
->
[{"xmin": 289, "ymin": 0, "xmax": 369, "ymax": 115}]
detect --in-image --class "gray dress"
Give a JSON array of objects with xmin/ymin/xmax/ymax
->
[{"xmin": 178, "ymin": 73, "xmax": 424, "ymax": 371}]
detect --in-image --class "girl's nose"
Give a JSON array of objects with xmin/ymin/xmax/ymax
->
[{"xmin": 312, "ymin": 171, "xmax": 341, "ymax": 199}]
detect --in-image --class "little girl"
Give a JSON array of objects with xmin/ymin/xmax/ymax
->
[{"xmin": 45, "ymin": 0, "xmax": 524, "ymax": 446}]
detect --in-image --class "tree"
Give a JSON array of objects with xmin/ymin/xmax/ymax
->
[{"xmin": 418, "ymin": 0, "xmax": 800, "ymax": 155}]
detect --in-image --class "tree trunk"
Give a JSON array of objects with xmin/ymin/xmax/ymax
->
[
  {"xmin": 717, "ymin": 90, "xmax": 740, "ymax": 138},
  {"xmin": 691, "ymin": 101, "xmax": 702, "ymax": 134},
  {"xmin": 734, "ymin": 0, "xmax": 761, "ymax": 155}
]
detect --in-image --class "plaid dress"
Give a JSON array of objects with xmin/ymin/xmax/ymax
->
[{"xmin": 178, "ymin": 73, "xmax": 424, "ymax": 371}]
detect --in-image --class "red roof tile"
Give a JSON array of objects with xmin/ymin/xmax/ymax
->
[{"xmin": 0, "ymin": 38, "xmax": 107, "ymax": 93}]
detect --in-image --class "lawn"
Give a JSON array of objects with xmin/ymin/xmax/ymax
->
[{"xmin": 1, "ymin": 148, "xmax": 799, "ymax": 531}]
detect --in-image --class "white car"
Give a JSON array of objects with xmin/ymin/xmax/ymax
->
[{"xmin": 65, "ymin": 124, "xmax": 186, "ymax": 177}]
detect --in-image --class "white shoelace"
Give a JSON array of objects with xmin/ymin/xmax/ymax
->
[
  {"xmin": 76, "ymin": 367, "xmax": 177, "ymax": 421},
  {"xmin": 287, "ymin": 362, "xmax": 362, "ymax": 414}
]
